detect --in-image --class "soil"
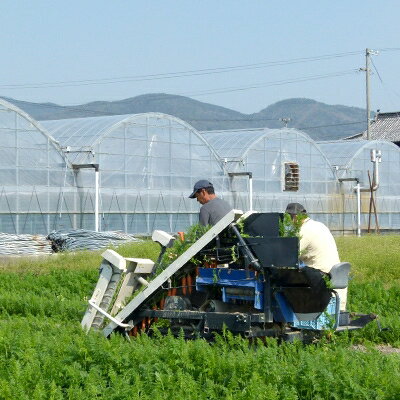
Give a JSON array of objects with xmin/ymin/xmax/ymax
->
[{"xmin": 352, "ymin": 344, "xmax": 400, "ymax": 354}]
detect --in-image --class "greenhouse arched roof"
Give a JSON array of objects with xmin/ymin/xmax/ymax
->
[
  {"xmin": 0, "ymin": 97, "xmax": 68, "ymax": 163},
  {"xmin": 40, "ymin": 114, "xmax": 136, "ymax": 148},
  {"xmin": 201, "ymin": 128, "xmax": 270, "ymax": 159},
  {"xmin": 41, "ymin": 112, "xmax": 220, "ymax": 158},
  {"xmin": 317, "ymin": 139, "xmax": 400, "ymax": 169},
  {"xmin": 201, "ymin": 127, "xmax": 331, "ymax": 163}
]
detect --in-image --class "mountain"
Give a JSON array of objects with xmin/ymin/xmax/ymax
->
[
  {"xmin": 1, "ymin": 94, "xmax": 367, "ymax": 141},
  {"xmin": 253, "ymin": 98, "xmax": 366, "ymax": 140}
]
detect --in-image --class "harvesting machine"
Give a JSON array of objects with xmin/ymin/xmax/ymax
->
[{"xmin": 82, "ymin": 210, "xmax": 375, "ymax": 341}]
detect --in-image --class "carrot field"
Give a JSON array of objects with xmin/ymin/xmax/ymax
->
[{"xmin": 0, "ymin": 235, "xmax": 399, "ymax": 400}]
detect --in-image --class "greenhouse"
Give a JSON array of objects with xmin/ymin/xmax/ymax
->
[
  {"xmin": 204, "ymin": 128, "xmax": 400, "ymax": 233},
  {"xmin": 40, "ymin": 113, "xmax": 227, "ymax": 234},
  {"xmin": 1, "ymin": 98, "xmax": 400, "ymax": 236},
  {"xmin": 0, "ymin": 98, "xmax": 75, "ymax": 234},
  {"xmin": 318, "ymin": 139, "xmax": 400, "ymax": 232},
  {"xmin": 202, "ymin": 128, "xmax": 343, "ymax": 229}
]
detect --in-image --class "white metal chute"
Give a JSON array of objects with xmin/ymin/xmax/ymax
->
[
  {"xmin": 110, "ymin": 258, "xmax": 155, "ymax": 316},
  {"xmin": 88, "ymin": 300, "xmax": 132, "ymax": 329},
  {"xmin": 81, "ymin": 249, "xmax": 126, "ymax": 332},
  {"xmin": 81, "ymin": 261, "xmax": 113, "ymax": 331},
  {"xmin": 82, "ymin": 250, "xmax": 156, "ymax": 333},
  {"xmin": 102, "ymin": 209, "xmax": 243, "ymax": 337}
]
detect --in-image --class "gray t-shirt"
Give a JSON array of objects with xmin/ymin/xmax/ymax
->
[{"xmin": 199, "ymin": 197, "xmax": 232, "ymax": 226}]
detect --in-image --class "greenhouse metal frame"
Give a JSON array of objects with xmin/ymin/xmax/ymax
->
[
  {"xmin": 41, "ymin": 112, "xmax": 229, "ymax": 234},
  {"xmin": 1, "ymin": 97, "xmax": 400, "ymax": 236},
  {"xmin": 318, "ymin": 140, "xmax": 400, "ymax": 232},
  {"xmin": 0, "ymin": 98, "xmax": 76, "ymax": 234}
]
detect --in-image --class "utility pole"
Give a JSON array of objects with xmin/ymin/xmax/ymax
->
[
  {"xmin": 366, "ymin": 48, "xmax": 372, "ymax": 140},
  {"xmin": 364, "ymin": 48, "xmax": 379, "ymax": 140}
]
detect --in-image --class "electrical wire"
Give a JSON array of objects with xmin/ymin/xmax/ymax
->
[
  {"xmin": 188, "ymin": 117, "xmax": 277, "ymax": 122},
  {"xmin": 298, "ymin": 120, "xmax": 365, "ymax": 130},
  {"xmin": 370, "ymin": 57, "xmax": 400, "ymax": 108},
  {"xmin": 0, "ymin": 51, "xmax": 363, "ymax": 90},
  {"xmin": 0, "ymin": 69, "xmax": 360, "ymax": 119},
  {"xmin": 2, "ymin": 47, "xmax": 398, "ymax": 118},
  {"xmin": 179, "ymin": 70, "xmax": 358, "ymax": 97},
  {"xmin": 370, "ymin": 58, "xmax": 383, "ymax": 83},
  {"xmin": 376, "ymin": 48, "xmax": 400, "ymax": 52}
]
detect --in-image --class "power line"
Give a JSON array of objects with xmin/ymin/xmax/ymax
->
[
  {"xmin": 370, "ymin": 58, "xmax": 383, "ymax": 83},
  {"xmin": 187, "ymin": 118, "xmax": 277, "ymax": 122},
  {"xmin": 0, "ymin": 96, "xmax": 367, "ymax": 132},
  {"xmin": 192, "ymin": 120, "xmax": 366, "ymax": 130},
  {"xmin": 180, "ymin": 70, "xmax": 358, "ymax": 97},
  {"xmin": 0, "ymin": 51, "xmax": 363, "ymax": 90},
  {"xmin": 376, "ymin": 48, "xmax": 400, "ymax": 52},
  {"xmin": 187, "ymin": 119, "xmax": 366, "ymax": 127},
  {"xmin": 1, "ymin": 69, "xmax": 360, "ymax": 119},
  {"xmin": 370, "ymin": 57, "xmax": 400, "ymax": 101},
  {"xmin": 1, "ymin": 94, "xmax": 367, "ymax": 130},
  {"xmin": 298, "ymin": 121, "xmax": 365, "ymax": 130}
]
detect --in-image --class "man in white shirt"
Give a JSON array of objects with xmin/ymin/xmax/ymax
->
[{"xmin": 285, "ymin": 203, "xmax": 347, "ymax": 311}]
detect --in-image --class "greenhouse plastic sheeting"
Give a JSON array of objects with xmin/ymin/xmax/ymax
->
[
  {"xmin": 318, "ymin": 139, "xmax": 400, "ymax": 230},
  {"xmin": 40, "ymin": 113, "xmax": 230, "ymax": 234},
  {"xmin": 1, "ymin": 96, "xmax": 400, "ymax": 236}
]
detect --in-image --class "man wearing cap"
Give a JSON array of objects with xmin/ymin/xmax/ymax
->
[
  {"xmin": 285, "ymin": 202, "xmax": 347, "ymax": 311},
  {"xmin": 189, "ymin": 180, "xmax": 232, "ymax": 226}
]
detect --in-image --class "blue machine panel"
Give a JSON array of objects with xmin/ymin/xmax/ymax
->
[
  {"xmin": 274, "ymin": 292, "xmax": 339, "ymax": 331},
  {"xmin": 196, "ymin": 268, "xmax": 264, "ymax": 310},
  {"xmin": 293, "ymin": 296, "xmax": 338, "ymax": 330}
]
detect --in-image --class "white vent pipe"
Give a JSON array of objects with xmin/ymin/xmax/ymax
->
[
  {"xmin": 353, "ymin": 149, "xmax": 382, "ymax": 236},
  {"xmin": 95, "ymin": 169, "xmax": 99, "ymax": 232},
  {"xmin": 359, "ymin": 149, "xmax": 381, "ymax": 192}
]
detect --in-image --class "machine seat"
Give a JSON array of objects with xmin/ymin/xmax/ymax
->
[
  {"xmin": 271, "ymin": 266, "xmax": 332, "ymax": 314},
  {"xmin": 329, "ymin": 262, "xmax": 351, "ymax": 289}
]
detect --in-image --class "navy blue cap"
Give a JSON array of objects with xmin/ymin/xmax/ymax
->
[
  {"xmin": 285, "ymin": 202, "xmax": 307, "ymax": 215},
  {"xmin": 189, "ymin": 180, "xmax": 213, "ymax": 198}
]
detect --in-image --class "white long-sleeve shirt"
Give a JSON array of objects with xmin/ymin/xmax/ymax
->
[
  {"xmin": 299, "ymin": 217, "xmax": 347, "ymax": 310},
  {"xmin": 299, "ymin": 218, "xmax": 340, "ymax": 273}
]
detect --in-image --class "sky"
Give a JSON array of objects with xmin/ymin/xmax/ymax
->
[{"xmin": 1, "ymin": 1, "xmax": 400, "ymax": 114}]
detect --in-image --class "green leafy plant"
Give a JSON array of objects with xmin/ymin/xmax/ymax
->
[
  {"xmin": 212, "ymin": 269, "xmax": 219, "ymax": 284},
  {"xmin": 0, "ymin": 236, "xmax": 399, "ymax": 399},
  {"xmin": 159, "ymin": 224, "xmax": 212, "ymax": 271},
  {"xmin": 236, "ymin": 218, "xmax": 250, "ymax": 238},
  {"xmin": 279, "ymin": 212, "xmax": 307, "ymax": 238},
  {"xmin": 230, "ymin": 245, "xmax": 239, "ymax": 262},
  {"xmin": 322, "ymin": 274, "xmax": 334, "ymax": 289}
]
